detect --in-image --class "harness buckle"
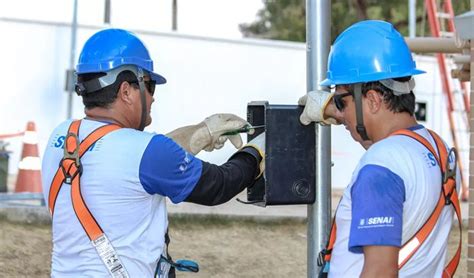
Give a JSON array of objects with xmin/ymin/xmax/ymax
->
[
  {"xmin": 63, "ymin": 132, "xmax": 81, "ymax": 167},
  {"xmin": 442, "ymin": 148, "xmax": 457, "ymax": 184},
  {"xmin": 317, "ymin": 249, "xmax": 327, "ymax": 267},
  {"xmin": 59, "ymin": 159, "xmax": 82, "ymax": 185},
  {"xmin": 60, "ymin": 132, "xmax": 82, "ymax": 184},
  {"xmin": 445, "ymin": 195, "xmax": 453, "ymax": 205},
  {"xmin": 442, "ymin": 148, "xmax": 457, "ymax": 205}
]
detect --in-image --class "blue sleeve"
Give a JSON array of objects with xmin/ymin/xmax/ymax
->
[
  {"xmin": 139, "ymin": 135, "xmax": 202, "ymax": 204},
  {"xmin": 349, "ymin": 164, "xmax": 405, "ymax": 253}
]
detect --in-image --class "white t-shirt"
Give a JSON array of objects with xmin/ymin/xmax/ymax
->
[
  {"xmin": 42, "ymin": 119, "xmax": 202, "ymax": 277},
  {"xmin": 329, "ymin": 125, "xmax": 458, "ymax": 277}
]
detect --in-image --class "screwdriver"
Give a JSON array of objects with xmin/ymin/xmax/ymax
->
[{"xmin": 221, "ymin": 124, "xmax": 265, "ymax": 136}]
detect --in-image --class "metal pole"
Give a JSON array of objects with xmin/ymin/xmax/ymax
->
[
  {"xmin": 409, "ymin": 0, "xmax": 417, "ymax": 38},
  {"xmin": 306, "ymin": 0, "xmax": 331, "ymax": 277},
  {"xmin": 104, "ymin": 0, "xmax": 111, "ymax": 24},
  {"xmin": 172, "ymin": 0, "xmax": 177, "ymax": 31},
  {"xmin": 66, "ymin": 0, "xmax": 78, "ymax": 119}
]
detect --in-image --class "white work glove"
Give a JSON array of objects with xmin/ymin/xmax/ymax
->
[
  {"xmin": 167, "ymin": 113, "xmax": 248, "ymax": 155},
  {"xmin": 298, "ymin": 90, "xmax": 340, "ymax": 125}
]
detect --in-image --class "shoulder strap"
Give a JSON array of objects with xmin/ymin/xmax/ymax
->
[
  {"xmin": 320, "ymin": 129, "xmax": 461, "ymax": 277},
  {"xmin": 428, "ymin": 130, "xmax": 462, "ymax": 278},
  {"xmin": 48, "ymin": 120, "xmax": 121, "ymax": 239},
  {"xmin": 48, "ymin": 120, "xmax": 129, "ymax": 277},
  {"xmin": 391, "ymin": 129, "xmax": 461, "ymax": 277}
]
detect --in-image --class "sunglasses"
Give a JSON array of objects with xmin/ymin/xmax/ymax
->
[
  {"xmin": 333, "ymin": 92, "xmax": 353, "ymax": 111},
  {"xmin": 129, "ymin": 80, "xmax": 157, "ymax": 96}
]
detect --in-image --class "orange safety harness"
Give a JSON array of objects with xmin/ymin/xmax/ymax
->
[
  {"xmin": 318, "ymin": 129, "xmax": 462, "ymax": 278},
  {"xmin": 49, "ymin": 120, "xmax": 199, "ymax": 278},
  {"xmin": 48, "ymin": 120, "xmax": 128, "ymax": 277}
]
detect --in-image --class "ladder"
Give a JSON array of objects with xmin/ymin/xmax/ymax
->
[{"xmin": 425, "ymin": 0, "xmax": 470, "ymax": 201}]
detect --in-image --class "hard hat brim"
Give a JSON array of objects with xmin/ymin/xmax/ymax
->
[
  {"xmin": 320, "ymin": 68, "xmax": 426, "ymax": 87},
  {"xmin": 150, "ymin": 72, "xmax": 167, "ymax": 85}
]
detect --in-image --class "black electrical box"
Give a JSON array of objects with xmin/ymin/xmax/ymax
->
[{"xmin": 245, "ymin": 101, "xmax": 316, "ymax": 206}]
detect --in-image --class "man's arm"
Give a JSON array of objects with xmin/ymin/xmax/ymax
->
[
  {"xmin": 149, "ymin": 111, "xmax": 265, "ymax": 206},
  {"xmin": 186, "ymin": 134, "xmax": 264, "ymax": 205},
  {"xmin": 361, "ymin": 246, "xmax": 399, "ymax": 278},
  {"xmin": 348, "ymin": 164, "xmax": 405, "ymax": 276},
  {"xmin": 185, "ymin": 148, "xmax": 261, "ymax": 206},
  {"xmin": 138, "ymin": 133, "xmax": 263, "ymax": 205}
]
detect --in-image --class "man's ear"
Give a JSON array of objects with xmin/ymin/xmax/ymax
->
[
  {"xmin": 118, "ymin": 81, "xmax": 134, "ymax": 105},
  {"xmin": 365, "ymin": 89, "xmax": 383, "ymax": 113}
]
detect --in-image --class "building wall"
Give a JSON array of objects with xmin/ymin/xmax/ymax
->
[{"xmin": 0, "ymin": 18, "xmax": 462, "ymax": 189}]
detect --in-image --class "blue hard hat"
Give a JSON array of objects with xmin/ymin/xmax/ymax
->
[
  {"xmin": 76, "ymin": 28, "xmax": 166, "ymax": 84},
  {"xmin": 320, "ymin": 20, "xmax": 425, "ymax": 86}
]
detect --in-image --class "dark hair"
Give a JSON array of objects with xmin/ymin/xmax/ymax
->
[
  {"xmin": 77, "ymin": 70, "xmax": 138, "ymax": 109},
  {"xmin": 338, "ymin": 76, "xmax": 415, "ymax": 115}
]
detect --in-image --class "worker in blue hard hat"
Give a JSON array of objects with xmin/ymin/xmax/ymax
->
[
  {"xmin": 41, "ymin": 28, "xmax": 265, "ymax": 277},
  {"xmin": 299, "ymin": 20, "xmax": 461, "ymax": 277}
]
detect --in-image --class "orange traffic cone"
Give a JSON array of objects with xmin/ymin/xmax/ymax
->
[{"xmin": 15, "ymin": 122, "xmax": 42, "ymax": 193}]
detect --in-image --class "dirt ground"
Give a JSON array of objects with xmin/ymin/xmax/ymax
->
[{"xmin": 0, "ymin": 215, "xmax": 467, "ymax": 278}]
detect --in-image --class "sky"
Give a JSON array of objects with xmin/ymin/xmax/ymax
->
[{"xmin": 0, "ymin": 0, "xmax": 264, "ymax": 39}]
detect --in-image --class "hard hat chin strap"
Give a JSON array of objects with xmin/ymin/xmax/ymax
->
[
  {"xmin": 354, "ymin": 83, "xmax": 370, "ymax": 141},
  {"xmin": 136, "ymin": 67, "xmax": 148, "ymax": 131}
]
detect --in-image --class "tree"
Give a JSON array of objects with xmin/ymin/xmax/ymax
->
[
  {"xmin": 239, "ymin": 0, "xmax": 471, "ymax": 43},
  {"xmin": 239, "ymin": 0, "xmax": 306, "ymax": 42}
]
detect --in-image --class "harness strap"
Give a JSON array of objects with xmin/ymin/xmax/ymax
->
[
  {"xmin": 393, "ymin": 129, "xmax": 461, "ymax": 277},
  {"xmin": 318, "ymin": 215, "xmax": 337, "ymax": 266},
  {"xmin": 48, "ymin": 120, "xmax": 128, "ymax": 277},
  {"xmin": 320, "ymin": 128, "xmax": 461, "ymax": 277},
  {"xmin": 48, "ymin": 121, "xmax": 121, "ymax": 221},
  {"xmin": 444, "ymin": 180, "xmax": 462, "ymax": 278}
]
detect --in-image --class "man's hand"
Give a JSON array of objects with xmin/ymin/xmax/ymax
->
[
  {"xmin": 298, "ymin": 90, "xmax": 340, "ymax": 125},
  {"xmin": 202, "ymin": 114, "xmax": 248, "ymax": 151},
  {"xmin": 167, "ymin": 113, "xmax": 248, "ymax": 155}
]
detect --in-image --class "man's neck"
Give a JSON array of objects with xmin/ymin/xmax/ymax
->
[
  {"xmin": 370, "ymin": 112, "xmax": 418, "ymax": 143},
  {"xmin": 84, "ymin": 107, "xmax": 130, "ymax": 128}
]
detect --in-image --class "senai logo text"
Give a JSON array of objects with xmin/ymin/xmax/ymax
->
[{"xmin": 358, "ymin": 216, "xmax": 394, "ymax": 229}]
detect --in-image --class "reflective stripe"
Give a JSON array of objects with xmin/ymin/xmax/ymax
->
[
  {"xmin": 398, "ymin": 186, "xmax": 446, "ymax": 268},
  {"xmin": 398, "ymin": 236, "xmax": 420, "ymax": 265}
]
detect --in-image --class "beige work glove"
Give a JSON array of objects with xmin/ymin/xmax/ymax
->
[
  {"xmin": 167, "ymin": 113, "xmax": 248, "ymax": 155},
  {"xmin": 298, "ymin": 90, "xmax": 340, "ymax": 125},
  {"xmin": 244, "ymin": 133, "xmax": 265, "ymax": 178}
]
